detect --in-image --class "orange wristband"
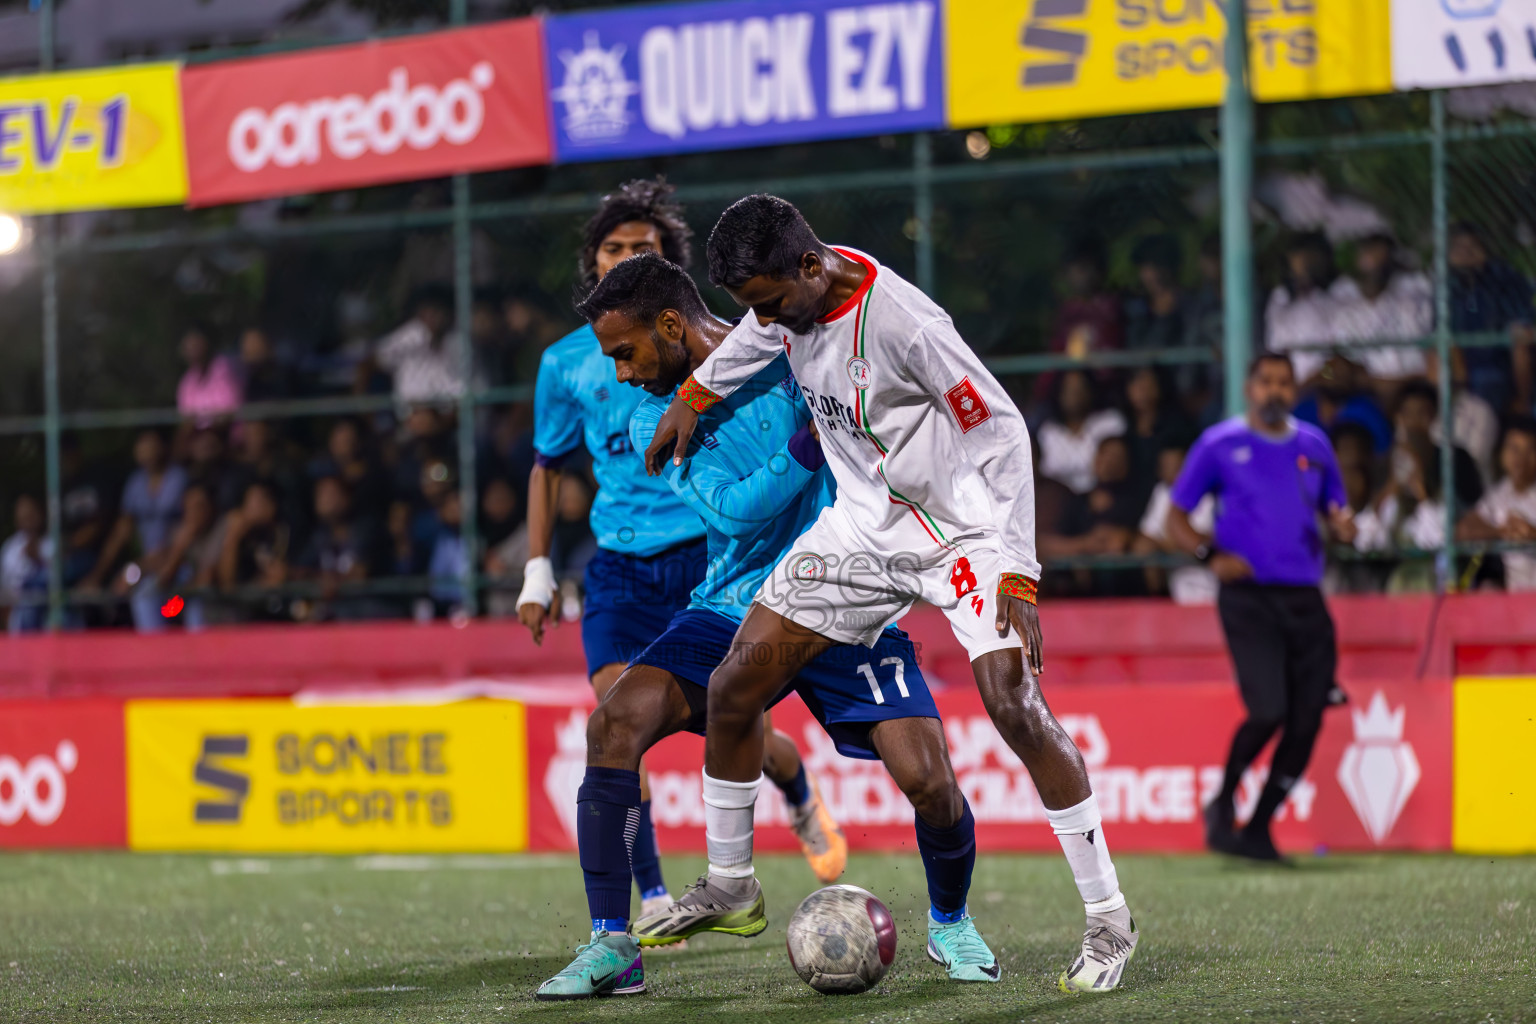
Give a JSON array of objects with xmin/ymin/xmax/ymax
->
[
  {"xmin": 998, "ymin": 572, "xmax": 1038, "ymax": 606},
  {"xmin": 677, "ymin": 375, "xmax": 723, "ymax": 413}
]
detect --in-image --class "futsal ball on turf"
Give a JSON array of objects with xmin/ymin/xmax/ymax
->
[{"xmin": 785, "ymin": 884, "xmax": 897, "ymax": 994}]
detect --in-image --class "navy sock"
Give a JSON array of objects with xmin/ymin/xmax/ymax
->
[
  {"xmin": 631, "ymin": 799, "xmax": 667, "ymax": 900},
  {"xmin": 775, "ymin": 762, "xmax": 811, "ymax": 809},
  {"xmin": 577, "ymin": 766, "xmax": 642, "ymax": 925},
  {"xmin": 914, "ymin": 798, "xmax": 976, "ymax": 922}
]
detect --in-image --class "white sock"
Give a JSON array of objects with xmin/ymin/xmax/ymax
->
[
  {"xmin": 702, "ymin": 771, "xmax": 761, "ymax": 879},
  {"xmin": 1046, "ymin": 794, "xmax": 1125, "ymax": 913}
]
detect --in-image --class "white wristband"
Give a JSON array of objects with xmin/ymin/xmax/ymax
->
[{"xmin": 515, "ymin": 556, "xmax": 558, "ymax": 612}]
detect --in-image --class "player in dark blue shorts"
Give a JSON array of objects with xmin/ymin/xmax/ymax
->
[
  {"xmin": 536, "ymin": 254, "xmax": 996, "ymax": 1001},
  {"xmin": 516, "ymin": 181, "xmax": 841, "ymax": 924}
]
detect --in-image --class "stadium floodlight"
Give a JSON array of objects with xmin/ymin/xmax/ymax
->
[{"xmin": 0, "ymin": 213, "xmax": 25, "ymax": 256}]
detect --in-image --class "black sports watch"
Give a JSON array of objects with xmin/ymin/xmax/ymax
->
[{"xmin": 1194, "ymin": 543, "xmax": 1216, "ymax": 564}]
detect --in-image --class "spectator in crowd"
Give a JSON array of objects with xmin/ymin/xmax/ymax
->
[
  {"xmin": 1040, "ymin": 435, "xmax": 1141, "ymax": 560},
  {"xmin": 372, "ymin": 285, "xmax": 468, "ymax": 405},
  {"xmin": 59, "ymin": 432, "xmax": 114, "ymax": 599},
  {"xmin": 217, "ymin": 480, "xmax": 291, "ymax": 621},
  {"xmin": 1135, "ymin": 443, "xmax": 1218, "ymax": 605},
  {"xmin": 1123, "ymin": 367, "xmax": 1191, "ymax": 508},
  {"xmin": 470, "ymin": 288, "xmax": 513, "ymax": 388},
  {"xmin": 307, "ymin": 418, "xmax": 391, "ymax": 519},
  {"xmin": 147, "ymin": 483, "xmax": 217, "ymax": 630},
  {"xmin": 2, "ymin": 494, "xmax": 50, "ymax": 633},
  {"xmin": 1458, "ymin": 417, "xmax": 1536, "ymax": 591},
  {"xmin": 293, "ymin": 476, "xmax": 390, "ymax": 621},
  {"xmin": 1448, "ymin": 222, "xmax": 1534, "ymax": 414},
  {"xmin": 176, "ymin": 325, "xmax": 242, "ymax": 427},
  {"xmin": 1293, "ymin": 356, "xmax": 1393, "ymax": 453},
  {"xmin": 218, "ymin": 419, "xmax": 305, "ymax": 533},
  {"xmin": 1265, "ymin": 232, "xmax": 1341, "ymax": 384},
  {"xmin": 1036, "ymin": 369, "xmax": 1127, "ymax": 494},
  {"xmin": 1390, "ymin": 379, "xmax": 1483, "ymax": 512},
  {"xmin": 1182, "ymin": 235, "xmax": 1226, "ymax": 423},
  {"xmin": 393, "ymin": 405, "xmax": 457, "ymax": 503},
  {"xmin": 80, "ymin": 429, "xmax": 188, "ymax": 632},
  {"xmin": 385, "ymin": 499, "xmax": 423, "ymax": 580},
  {"xmin": 184, "ymin": 426, "xmax": 230, "ymax": 498},
  {"xmin": 503, "ymin": 289, "xmax": 569, "ymax": 385},
  {"xmin": 1330, "ymin": 233, "xmax": 1432, "ymax": 396},
  {"xmin": 237, "ymin": 326, "xmax": 296, "ymax": 405},
  {"xmin": 427, "ymin": 487, "xmax": 468, "ymax": 616},
  {"xmin": 481, "ymin": 477, "xmax": 528, "ymax": 617},
  {"xmin": 1444, "ymin": 359, "xmax": 1501, "ymax": 488},
  {"xmin": 1050, "ymin": 238, "xmax": 1123, "ymax": 360},
  {"xmin": 1125, "ymin": 234, "xmax": 1188, "ymax": 352}
]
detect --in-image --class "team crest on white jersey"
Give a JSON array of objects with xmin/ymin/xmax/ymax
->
[
  {"xmin": 791, "ymin": 553, "xmax": 828, "ymax": 581},
  {"xmin": 846, "ymin": 357, "xmax": 872, "ymax": 390}
]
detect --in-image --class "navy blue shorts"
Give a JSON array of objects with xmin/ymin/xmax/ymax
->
[
  {"xmin": 581, "ymin": 538, "xmax": 709, "ymax": 676},
  {"xmin": 631, "ymin": 607, "xmax": 940, "ymax": 761}
]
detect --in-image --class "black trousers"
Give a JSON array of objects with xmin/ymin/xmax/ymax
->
[{"xmin": 1217, "ymin": 583, "xmax": 1337, "ymax": 725}]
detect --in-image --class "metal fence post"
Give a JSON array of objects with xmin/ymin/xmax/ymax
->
[
  {"xmin": 450, "ymin": 0, "xmax": 479, "ymax": 617},
  {"xmin": 1220, "ymin": 0, "xmax": 1254, "ymax": 417},
  {"xmin": 39, "ymin": 0, "xmax": 64, "ymax": 630},
  {"xmin": 1431, "ymin": 89, "xmax": 1457, "ymax": 589},
  {"xmin": 913, "ymin": 132, "xmax": 935, "ymax": 297}
]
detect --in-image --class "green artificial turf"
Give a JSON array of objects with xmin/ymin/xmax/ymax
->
[{"xmin": 0, "ymin": 851, "xmax": 1531, "ymax": 1022}]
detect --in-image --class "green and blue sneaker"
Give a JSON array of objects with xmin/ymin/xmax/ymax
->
[
  {"xmin": 926, "ymin": 913, "xmax": 1001, "ymax": 982},
  {"xmin": 535, "ymin": 931, "xmax": 645, "ymax": 1001}
]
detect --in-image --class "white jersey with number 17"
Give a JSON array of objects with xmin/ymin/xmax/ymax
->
[{"xmin": 688, "ymin": 247, "xmax": 1040, "ymax": 583}]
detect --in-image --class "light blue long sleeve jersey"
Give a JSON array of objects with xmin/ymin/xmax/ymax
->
[
  {"xmin": 533, "ymin": 325, "xmax": 706, "ymax": 556},
  {"xmin": 629, "ymin": 354, "xmax": 834, "ymax": 622}
]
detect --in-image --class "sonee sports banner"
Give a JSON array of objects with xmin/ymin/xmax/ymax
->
[
  {"xmin": 542, "ymin": 0, "xmax": 946, "ymax": 162},
  {"xmin": 126, "ymin": 699, "xmax": 528, "ymax": 853},
  {"xmin": 180, "ymin": 20, "xmax": 550, "ymax": 207}
]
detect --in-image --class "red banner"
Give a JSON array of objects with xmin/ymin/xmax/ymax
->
[
  {"xmin": 526, "ymin": 679, "xmax": 1451, "ymax": 855},
  {"xmin": 182, "ymin": 20, "xmax": 550, "ymax": 207},
  {"xmin": 0, "ymin": 699, "xmax": 125, "ymax": 848}
]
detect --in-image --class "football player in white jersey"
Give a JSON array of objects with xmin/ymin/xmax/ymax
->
[{"xmin": 637, "ymin": 195, "xmax": 1137, "ymax": 994}]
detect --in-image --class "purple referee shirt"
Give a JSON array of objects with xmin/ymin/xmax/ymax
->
[{"xmin": 1170, "ymin": 417, "xmax": 1347, "ymax": 587}]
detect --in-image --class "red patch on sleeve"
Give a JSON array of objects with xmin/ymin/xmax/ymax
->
[{"xmin": 944, "ymin": 376, "xmax": 992, "ymax": 433}]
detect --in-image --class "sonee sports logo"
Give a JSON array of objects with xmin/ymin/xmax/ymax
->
[
  {"xmin": 1019, "ymin": 0, "xmax": 1088, "ymax": 87},
  {"xmin": 0, "ymin": 740, "xmax": 78, "ymax": 827},
  {"xmin": 194, "ymin": 735, "xmax": 251, "ymax": 823}
]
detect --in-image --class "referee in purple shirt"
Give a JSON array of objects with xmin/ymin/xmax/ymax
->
[{"xmin": 1167, "ymin": 352, "xmax": 1357, "ymax": 861}]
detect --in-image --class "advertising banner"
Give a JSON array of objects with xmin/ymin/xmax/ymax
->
[
  {"xmin": 0, "ymin": 63, "xmax": 187, "ymax": 213},
  {"xmin": 0, "ymin": 699, "xmax": 126, "ymax": 848},
  {"xmin": 126, "ymin": 699, "xmax": 527, "ymax": 852},
  {"xmin": 1453, "ymin": 676, "xmax": 1536, "ymax": 853},
  {"xmin": 182, "ymin": 20, "xmax": 550, "ymax": 207},
  {"xmin": 542, "ymin": 0, "xmax": 945, "ymax": 162},
  {"xmin": 528, "ymin": 679, "xmax": 1450, "ymax": 854},
  {"xmin": 946, "ymin": 0, "xmax": 1391, "ymax": 128},
  {"xmin": 1393, "ymin": 0, "xmax": 1536, "ymax": 90}
]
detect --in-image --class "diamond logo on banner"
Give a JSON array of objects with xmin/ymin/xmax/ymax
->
[
  {"xmin": 1336, "ymin": 691, "xmax": 1421, "ymax": 844},
  {"xmin": 544, "ymin": 709, "xmax": 589, "ymax": 843}
]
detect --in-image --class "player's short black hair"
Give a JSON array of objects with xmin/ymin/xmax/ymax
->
[
  {"xmin": 1248, "ymin": 351, "xmax": 1295, "ymax": 379},
  {"xmin": 706, "ymin": 194, "xmax": 826, "ymax": 289},
  {"xmin": 579, "ymin": 177, "xmax": 693, "ymax": 291},
  {"xmin": 576, "ymin": 251, "xmax": 710, "ymax": 330}
]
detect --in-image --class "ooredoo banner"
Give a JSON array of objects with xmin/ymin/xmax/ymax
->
[
  {"xmin": 0, "ymin": 63, "xmax": 187, "ymax": 213},
  {"xmin": 0, "ymin": 699, "xmax": 126, "ymax": 848},
  {"xmin": 527, "ymin": 679, "xmax": 1450, "ymax": 854},
  {"xmin": 946, "ymin": 0, "xmax": 1392, "ymax": 128},
  {"xmin": 542, "ymin": 0, "xmax": 945, "ymax": 162},
  {"xmin": 181, "ymin": 20, "xmax": 551, "ymax": 207},
  {"xmin": 126, "ymin": 698, "xmax": 527, "ymax": 852}
]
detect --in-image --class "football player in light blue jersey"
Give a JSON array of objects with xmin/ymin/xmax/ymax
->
[
  {"xmin": 516, "ymin": 181, "xmax": 841, "ymax": 929},
  {"xmin": 535, "ymin": 253, "xmax": 997, "ymax": 1002}
]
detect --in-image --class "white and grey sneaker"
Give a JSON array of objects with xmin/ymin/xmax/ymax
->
[
  {"xmin": 638, "ymin": 894, "xmax": 687, "ymax": 952},
  {"xmin": 632, "ymin": 872, "xmax": 767, "ymax": 947},
  {"xmin": 1058, "ymin": 909, "xmax": 1138, "ymax": 993}
]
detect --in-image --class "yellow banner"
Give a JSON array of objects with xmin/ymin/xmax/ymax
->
[
  {"xmin": 1453, "ymin": 677, "xmax": 1536, "ymax": 854},
  {"xmin": 0, "ymin": 63, "xmax": 187, "ymax": 214},
  {"xmin": 946, "ymin": 0, "xmax": 1392, "ymax": 127},
  {"xmin": 127, "ymin": 699, "xmax": 527, "ymax": 853}
]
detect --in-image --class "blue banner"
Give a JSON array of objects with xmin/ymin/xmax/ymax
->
[{"xmin": 543, "ymin": 0, "xmax": 944, "ymax": 163}]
